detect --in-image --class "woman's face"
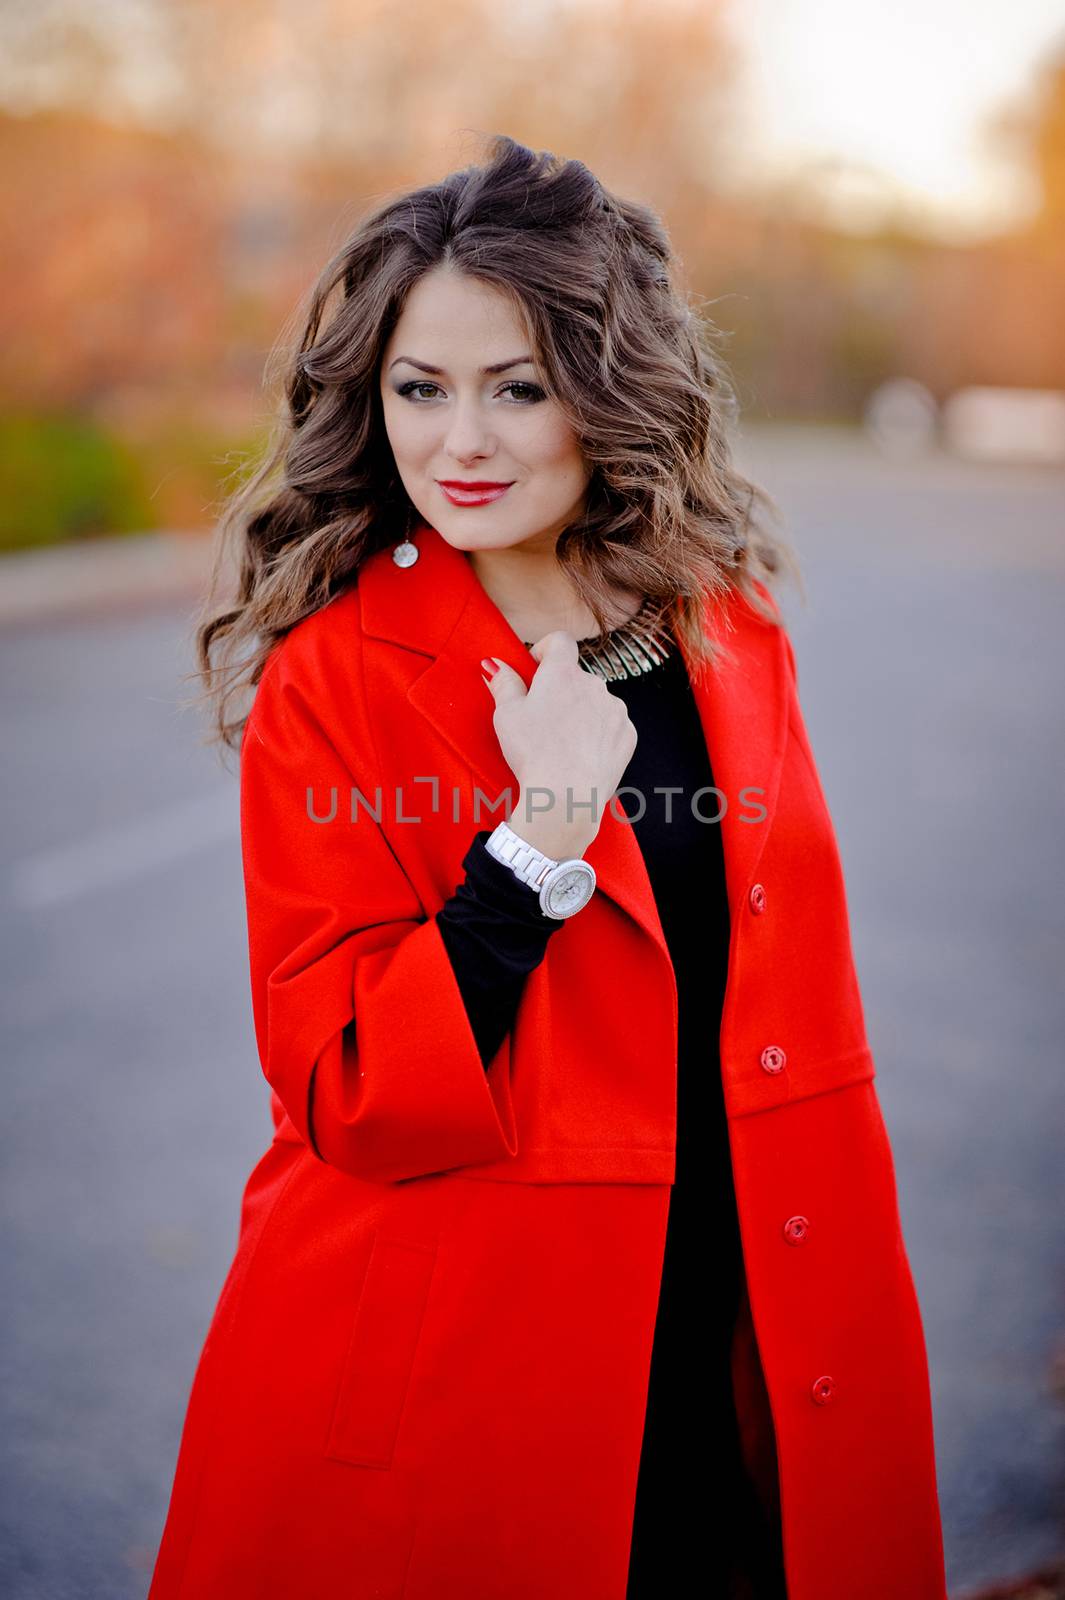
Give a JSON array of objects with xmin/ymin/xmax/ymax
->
[{"xmin": 379, "ymin": 266, "xmax": 592, "ymax": 555}]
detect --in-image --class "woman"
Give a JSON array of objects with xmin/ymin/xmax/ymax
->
[{"xmin": 152, "ymin": 135, "xmax": 948, "ymax": 1599}]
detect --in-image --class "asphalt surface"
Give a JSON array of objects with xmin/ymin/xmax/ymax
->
[{"xmin": 1, "ymin": 424, "xmax": 1063, "ymax": 1597}]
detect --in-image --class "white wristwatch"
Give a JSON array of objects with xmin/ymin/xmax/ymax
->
[{"xmin": 483, "ymin": 819, "xmax": 597, "ymax": 920}]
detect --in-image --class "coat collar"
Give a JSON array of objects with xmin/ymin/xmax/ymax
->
[{"xmin": 358, "ymin": 519, "xmax": 788, "ymax": 961}]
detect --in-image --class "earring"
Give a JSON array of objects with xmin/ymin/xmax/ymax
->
[
  {"xmin": 392, "ymin": 508, "xmax": 420, "ymax": 567},
  {"xmin": 392, "ymin": 538, "xmax": 419, "ymax": 567}
]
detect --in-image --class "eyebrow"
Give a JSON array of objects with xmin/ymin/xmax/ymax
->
[{"xmin": 388, "ymin": 355, "xmax": 535, "ymax": 375}]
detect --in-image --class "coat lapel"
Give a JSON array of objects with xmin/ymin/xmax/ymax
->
[{"xmin": 358, "ymin": 518, "xmax": 788, "ymax": 958}]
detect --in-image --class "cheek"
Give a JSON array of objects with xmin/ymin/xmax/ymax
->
[
  {"xmin": 520, "ymin": 415, "xmax": 586, "ymax": 475},
  {"xmin": 382, "ymin": 399, "xmax": 429, "ymax": 463}
]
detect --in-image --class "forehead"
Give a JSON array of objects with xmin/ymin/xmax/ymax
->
[{"xmin": 385, "ymin": 268, "xmax": 533, "ymax": 359}]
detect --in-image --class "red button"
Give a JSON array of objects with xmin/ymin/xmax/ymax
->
[
  {"xmin": 760, "ymin": 1045, "xmax": 787, "ymax": 1074},
  {"xmin": 783, "ymin": 1215, "xmax": 810, "ymax": 1244},
  {"xmin": 811, "ymin": 1375, "xmax": 836, "ymax": 1406},
  {"xmin": 749, "ymin": 883, "xmax": 767, "ymax": 914}
]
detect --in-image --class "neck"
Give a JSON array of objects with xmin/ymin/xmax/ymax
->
[{"xmin": 464, "ymin": 543, "xmax": 641, "ymax": 645}]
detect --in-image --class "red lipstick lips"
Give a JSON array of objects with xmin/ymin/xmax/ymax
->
[{"xmin": 437, "ymin": 480, "xmax": 515, "ymax": 507}]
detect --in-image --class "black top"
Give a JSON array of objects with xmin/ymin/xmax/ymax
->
[
  {"xmin": 434, "ymin": 642, "xmax": 787, "ymax": 1598},
  {"xmin": 435, "ymin": 823, "xmax": 566, "ymax": 1067}
]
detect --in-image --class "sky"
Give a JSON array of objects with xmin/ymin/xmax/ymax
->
[{"xmin": 724, "ymin": 0, "xmax": 1065, "ymax": 240}]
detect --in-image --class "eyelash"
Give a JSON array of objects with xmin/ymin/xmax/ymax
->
[{"xmin": 395, "ymin": 379, "xmax": 546, "ymax": 405}]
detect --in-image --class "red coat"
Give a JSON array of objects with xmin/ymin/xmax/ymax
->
[{"xmin": 149, "ymin": 519, "xmax": 947, "ymax": 1599}]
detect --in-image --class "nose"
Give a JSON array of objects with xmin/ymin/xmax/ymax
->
[{"xmin": 442, "ymin": 397, "xmax": 496, "ymax": 465}]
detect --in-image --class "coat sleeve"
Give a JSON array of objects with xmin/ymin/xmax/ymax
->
[{"xmin": 239, "ymin": 653, "xmax": 519, "ymax": 1184}]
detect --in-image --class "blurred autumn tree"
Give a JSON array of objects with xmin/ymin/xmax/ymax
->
[
  {"xmin": 0, "ymin": 0, "xmax": 746, "ymax": 544},
  {"xmin": 997, "ymin": 48, "xmax": 1065, "ymax": 236},
  {"xmin": 0, "ymin": 1, "xmax": 1062, "ymax": 547}
]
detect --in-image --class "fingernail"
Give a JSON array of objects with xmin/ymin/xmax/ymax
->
[{"xmin": 480, "ymin": 657, "xmax": 499, "ymax": 679}]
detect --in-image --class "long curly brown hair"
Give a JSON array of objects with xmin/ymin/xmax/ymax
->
[{"xmin": 188, "ymin": 133, "xmax": 801, "ymax": 754}]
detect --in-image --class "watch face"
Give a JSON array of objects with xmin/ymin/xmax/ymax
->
[{"xmin": 543, "ymin": 864, "xmax": 594, "ymax": 918}]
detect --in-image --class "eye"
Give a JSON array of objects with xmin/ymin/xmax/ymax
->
[
  {"xmin": 396, "ymin": 380, "xmax": 443, "ymax": 402},
  {"xmin": 394, "ymin": 379, "xmax": 547, "ymax": 404},
  {"xmin": 499, "ymin": 381, "xmax": 546, "ymax": 404}
]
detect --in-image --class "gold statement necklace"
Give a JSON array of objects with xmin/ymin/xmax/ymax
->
[{"xmin": 521, "ymin": 595, "xmax": 674, "ymax": 682}]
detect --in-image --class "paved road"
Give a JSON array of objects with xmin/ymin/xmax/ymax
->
[{"xmin": 1, "ymin": 425, "xmax": 1063, "ymax": 1597}]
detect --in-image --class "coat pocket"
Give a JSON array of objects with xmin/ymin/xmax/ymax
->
[{"xmin": 325, "ymin": 1230, "xmax": 439, "ymax": 1469}]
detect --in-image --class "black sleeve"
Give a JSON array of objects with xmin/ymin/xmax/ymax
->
[{"xmin": 435, "ymin": 829, "xmax": 566, "ymax": 1070}]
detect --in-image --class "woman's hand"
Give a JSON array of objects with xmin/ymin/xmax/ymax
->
[{"xmin": 481, "ymin": 632, "xmax": 637, "ymax": 861}]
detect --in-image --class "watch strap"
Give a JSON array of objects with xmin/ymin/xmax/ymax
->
[
  {"xmin": 483, "ymin": 820, "xmax": 557, "ymax": 890},
  {"xmin": 484, "ymin": 821, "xmax": 596, "ymax": 920}
]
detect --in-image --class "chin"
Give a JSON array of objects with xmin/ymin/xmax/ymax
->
[{"xmin": 432, "ymin": 518, "xmax": 530, "ymax": 554}]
